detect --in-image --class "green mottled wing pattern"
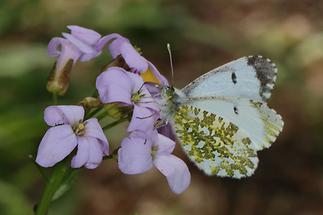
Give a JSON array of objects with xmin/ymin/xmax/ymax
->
[
  {"xmin": 250, "ymin": 101, "xmax": 283, "ymax": 148},
  {"xmin": 186, "ymin": 98, "xmax": 284, "ymax": 152},
  {"xmin": 174, "ymin": 105, "xmax": 259, "ymax": 178}
]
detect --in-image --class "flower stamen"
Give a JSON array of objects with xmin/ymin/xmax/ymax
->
[
  {"xmin": 151, "ymin": 145, "xmax": 158, "ymax": 159},
  {"xmin": 131, "ymin": 92, "xmax": 144, "ymax": 103},
  {"xmin": 73, "ymin": 123, "xmax": 86, "ymax": 136}
]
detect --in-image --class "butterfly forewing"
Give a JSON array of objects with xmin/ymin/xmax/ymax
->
[
  {"xmin": 182, "ymin": 55, "xmax": 278, "ymax": 102},
  {"xmin": 174, "ymin": 105, "xmax": 259, "ymax": 178}
]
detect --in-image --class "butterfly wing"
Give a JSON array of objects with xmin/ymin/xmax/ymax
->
[
  {"xmin": 172, "ymin": 55, "xmax": 283, "ymax": 177},
  {"xmin": 186, "ymin": 98, "xmax": 283, "ymax": 151},
  {"xmin": 182, "ymin": 55, "xmax": 277, "ymax": 101},
  {"xmin": 173, "ymin": 105, "xmax": 259, "ymax": 178}
]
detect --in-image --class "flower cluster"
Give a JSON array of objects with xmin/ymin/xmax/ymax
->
[{"xmin": 36, "ymin": 26, "xmax": 190, "ymax": 194}]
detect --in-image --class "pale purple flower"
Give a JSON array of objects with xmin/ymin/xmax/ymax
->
[
  {"xmin": 118, "ymin": 131, "xmax": 191, "ymax": 194},
  {"xmin": 48, "ymin": 25, "xmax": 101, "ymax": 63},
  {"xmin": 47, "ymin": 25, "xmax": 102, "ymax": 95},
  {"xmin": 96, "ymin": 34, "xmax": 168, "ymax": 85},
  {"xmin": 96, "ymin": 67, "xmax": 159, "ymax": 133},
  {"xmin": 36, "ymin": 105, "xmax": 109, "ymax": 169},
  {"xmin": 157, "ymin": 123, "xmax": 176, "ymax": 141}
]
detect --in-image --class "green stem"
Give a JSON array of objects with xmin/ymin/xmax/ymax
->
[
  {"xmin": 52, "ymin": 93, "xmax": 58, "ymax": 105},
  {"xmin": 35, "ymin": 160, "xmax": 69, "ymax": 215},
  {"xmin": 95, "ymin": 110, "xmax": 108, "ymax": 121},
  {"xmin": 84, "ymin": 107, "xmax": 101, "ymax": 119}
]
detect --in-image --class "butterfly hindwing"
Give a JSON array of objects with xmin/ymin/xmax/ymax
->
[
  {"xmin": 173, "ymin": 105, "xmax": 259, "ymax": 178},
  {"xmin": 187, "ymin": 98, "xmax": 284, "ymax": 151},
  {"xmin": 182, "ymin": 55, "xmax": 277, "ymax": 101}
]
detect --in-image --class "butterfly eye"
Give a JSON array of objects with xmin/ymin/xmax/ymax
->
[{"xmin": 166, "ymin": 86, "xmax": 175, "ymax": 92}]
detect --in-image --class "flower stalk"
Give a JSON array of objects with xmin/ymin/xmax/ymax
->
[
  {"xmin": 35, "ymin": 159, "xmax": 70, "ymax": 215},
  {"xmin": 102, "ymin": 116, "xmax": 129, "ymax": 130}
]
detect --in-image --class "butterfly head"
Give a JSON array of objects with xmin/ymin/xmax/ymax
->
[
  {"xmin": 150, "ymin": 84, "xmax": 185, "ymax": 121},
  {"xmin": 162, "ymin": 85, "xmax": 175, "ymax": 100}
]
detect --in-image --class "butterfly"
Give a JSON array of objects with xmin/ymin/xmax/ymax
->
[{"xmin": 156, "ymin": 55, "xmax": 284, "ymax": 179}]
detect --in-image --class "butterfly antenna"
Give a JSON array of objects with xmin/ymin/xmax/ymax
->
[{"xmin": 167, "ymin": 43, "xmax": 175, "ymax": 86}]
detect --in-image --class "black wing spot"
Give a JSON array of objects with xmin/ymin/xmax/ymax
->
[
  {"xmin": 231, "ymin": 72, "xmax": 237, "ymax": 84},
  {"xmin": 233, "ymin": 106, "xmax": 238, "ymax": 114}
]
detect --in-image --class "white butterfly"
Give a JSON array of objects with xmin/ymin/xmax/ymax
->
[{"xmin": 157, "ymin": 55, "xmax": 284, "ymax": 178}]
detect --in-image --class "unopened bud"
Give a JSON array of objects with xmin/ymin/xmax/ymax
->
[{"xmin": 79, "ymin": 97, "xmax": 101, "ymax": 109}]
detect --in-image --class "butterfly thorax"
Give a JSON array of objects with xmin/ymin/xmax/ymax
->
[{"xmin": 156, "ymin": 86, "xmax": 187, "ymax": 121}]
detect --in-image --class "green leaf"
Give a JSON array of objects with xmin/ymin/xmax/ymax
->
[{"xmin": 52, "ymin": 169, "xmax": 79, "ymax": 202}]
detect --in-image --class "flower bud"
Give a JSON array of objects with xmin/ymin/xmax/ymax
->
[{"xmin": 79, "ymin": 97, "xmax": 101, "ymax": 109}]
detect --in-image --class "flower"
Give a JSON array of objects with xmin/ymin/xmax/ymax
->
[
  {"xmin": 47, "ymin": 25, "xmax": 102, "ymax": 95},
  {"xmin": 157, "ymin": 123, "xmax": 176, "ymax": 141},
  {"xmin": 96, "ymin": 67, "xmax": 159, "ymax": 134},
  {"xmin": 36, "ymin": 105, "xmax": 109, "ymax": 169},
  {"xmin": 118, "ymin": 131, "xmax": 191, "ymax": 194},
  {"xmin": 96, "ymin": 33, "xmax": 168, "ymax": 85}
]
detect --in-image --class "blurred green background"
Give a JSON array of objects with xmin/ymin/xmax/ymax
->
[{"xmin": 1, "ymin": 0, "xmax": 323, "ymax": 214}]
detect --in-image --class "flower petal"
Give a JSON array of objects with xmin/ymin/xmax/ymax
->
[
  {"xmin": 48, "ymin": 37, "xmax": 64, "ymax": 57},
  {"xmin": 79, "ymin": 52, "xmax": 101, "ymax": 62},
  {"xmin": 126, "ymin": 72, "xmax": 145, "ymax": 92},
  {"xmin": 44, "ymin": 105, "xmax": 84, "ymax": 126},
  {"xmin": 126, "ymin": 73, "xmax": 160, "ymax": 112},
  {"xmin": 144, "ymin": 82, "xmax": 162, "ymax": 96},
  {"xmin": 85, "ymin": 137, "xmax": 104, "ymax": 169},
  {"xmin": 96, "ymin": 67, "xmax": 133, "ymax": 104},
  {"xmin": 137, "ymin": 86, "xmax": 160, "ymax": 112},
  {"xmin": 36, "ymin": 125, "xmax": 77, "ymax": 167},
  {"xmin": 67, "ymin": 25, "xmax": 101, "ymax": 45},
  {"xmin": 154, "ymin": 154, "xmax": 191, "ymax": 194},
  {"xmin": 147, "ymin": 61, "xmax": 169, "ymax": 85},
  {"xmin": 96, "ymin": 33, "xmax": 129, "ymax": 57},
  {"xmin": 154, "ymin": 133, "xmax": 175, "ymax": 155},
  {"xmin": 157, "ymin": 123, "xmax": 176, "ymax": 141},
  {"xmin": 71, "ymin": 136, "xmax": 89, "ymax": 168},
  {"xmin": 62, "ymin": 33, "xmax": 96, "ymax": 55},
  {"xmin": 52, "ymin": 39, "xmax": 81, "ymax": 72},
  {"xmin": 118, "ymin": 132, "xmax": 153, "ymax": 174},
  {"xmin": 120, "ymin": 42, "xmax": 148, "ymax": 73},
  {"xmin": 84, "ymin": 118, "xmax": 109, "ymax": 155},
  {"xmin": 127, "ymin": 105, "xmax": 156, "ymax": 134},
  {"xmin": 109, "ymin": 35, "xmax": 129, "ymax": 58},
  {"xmin": 71, "ymin": 136, "xmax": 104, "ymax": 169}
]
